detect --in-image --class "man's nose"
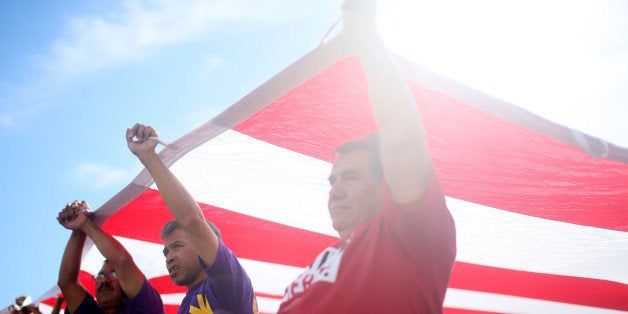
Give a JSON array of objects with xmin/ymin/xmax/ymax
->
[
  {"xmin": 165, "ymin": 251, "xmax": 175, "ymax": 263},
  {"xmin": 98, "ymin": 279, "xmax": 111, "ymax": 289},
  {"xmin": 329, "ymin": 182, "xmax": 345, "ymax": 201}
]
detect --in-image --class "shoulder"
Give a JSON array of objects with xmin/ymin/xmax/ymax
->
[
  {"xmin": 205, "ymin": 240, "xmax": 239, "ymax": 270},
  {"xmin": 126, "ymin": 278, "xmax": 165, "ymax": 312},
  {"xmin": 73, "ymin": 293, "xmax": 99, "ymax": 314},
  {"xmin": 379, "ymin": 175, "xmax": 454, "ymax": 244},
  {"xmin": 387, "ymin": 171, "xmax": 445, "ymax": 213}
]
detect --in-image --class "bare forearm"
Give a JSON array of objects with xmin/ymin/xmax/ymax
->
[
  {"xmin": 140, "ymin": 152, "xmax": 204, "ymax": 229},
  {"xmin": 58, "ymin": 230, "xmax": 89, "ymax": 313},
  {"xmin": 81, "ymin": 220, "xmax": 133, "ymax": 266},
  {"xmin": 58, "ymin": 230, "xmax": 85, "ymax": 287},
  {"xmin": 51, "ymin": 297, "xmax": 64, "ymax": 314},
  {"xmin": 81, "ymin": 219, "xmax": 145, "ymax": 298},
  {"xmin": 361, "ymin": 44, "xmax": 422, "ymax": 134},
  {"xmin": 127, "ymin": 123, "xmax": 219, "ymax": 264},
  {"xmin": 358, "ymin": 37, "xmax": 432, "ymax": 202}
]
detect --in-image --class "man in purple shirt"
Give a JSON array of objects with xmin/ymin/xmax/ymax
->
[{"xmin": 127, "ymin": 124, "xmax": 258, "ymax": 314}]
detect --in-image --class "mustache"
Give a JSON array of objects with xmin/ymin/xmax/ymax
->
[{"xmin": 97, "ymin": 281, "xmax": 112, "ymax": 292}]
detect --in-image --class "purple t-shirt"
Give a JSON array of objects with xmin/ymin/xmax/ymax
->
[
  {"xmin": 74, "ymin": 277, "xmax": 165, "ymax": 313},
  {"xmin": 178, "ymin": 240, "xmax": 258, "ymax": 314}
]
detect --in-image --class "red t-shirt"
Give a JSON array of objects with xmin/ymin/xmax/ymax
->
[{"xmin": 278, "ymin": 174, "xmax": 456, "ymax": 313}]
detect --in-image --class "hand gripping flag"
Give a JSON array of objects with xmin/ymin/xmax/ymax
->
[{"xmin": 35, "ymin": 34, "xmax": 627, "ymax": 314}]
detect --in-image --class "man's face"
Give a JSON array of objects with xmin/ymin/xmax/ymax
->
[
  {"xmin": 328, "ymin": 149, "xmax": 383, "ymax": 239},
  {"xmin": 95, "ymin": 262, "xmax": 124, "ymax": 310},
  {"xmin": 163, "ymin": 228, "xmax": 206, "ymax": 288}
]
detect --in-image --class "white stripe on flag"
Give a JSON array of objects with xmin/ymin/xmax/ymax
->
[
  {"xmin": 165, "ymin": 129, "xmax": 335, "ymax": 236},
  {"xmin": 159, "ymin": 293, "xmax": 184, "ymax": 305},
  {"xmin": 80, "ymin": 236, "xmax": 167, "ymax": 279},
  {"xmin": 444, "ymin": 288, "xmax": 627, "ymax": 314},
  {"xmin": 449, "ymin": 197, "xmax": 628, "ymax": 284},
  {"xmin": 168, "ymin": 130, "xmax": 628, "ymax": 284}
]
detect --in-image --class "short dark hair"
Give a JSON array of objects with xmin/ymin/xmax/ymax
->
[
  {"xmin": 160, "ymin": 219, "xmax": 222, "ymax": 240},
  {"xmin": 332, "ymin": 132, "xmax": 383, "ymax": 182}
]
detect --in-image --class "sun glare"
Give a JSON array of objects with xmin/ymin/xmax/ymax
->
[{"xmin": 376, "ymin": 0, "xmax": 621, "ymax": 145}]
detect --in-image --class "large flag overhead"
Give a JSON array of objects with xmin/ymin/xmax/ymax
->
[{"xmin": 35, "ymin": 34, "xmax": 627, "ymax": 313}]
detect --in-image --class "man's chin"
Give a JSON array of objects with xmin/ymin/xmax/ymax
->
[
  {"xmin": 331, "ymin": 220, "xmax": 348, "ymax": 232},
  {"xmin": 97, "ymin": 289, "xmax": 117, "ymax": 302},
  {"xmin": 170, "ymin": 273, "xmax": 186, "ymax": 286},
  {"xmin": 97, "ymin": 297, "xmax": 114, "ymax": 306}
]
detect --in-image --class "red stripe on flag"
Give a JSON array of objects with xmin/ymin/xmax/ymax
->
[
  {"xmin": 164, "ymin": 304, "xmax": 180, "ymax": 314},
  {"xmin": 103, "ymin": 189, "xmax": 337, "ymax": 267},
  {"xmin": 450, "ymin": 262, "xmax": 628, "ymax": 311},
  {"xmin": 38, "ymin": 296, "xmax": 64, "ymax": 309},
  {"xmin": 78, "ymin": 270, "xmax": 97, "ymax": 297},
  {"xmin": 232, "ymin": 56, "xmax": 628, "ymax": 231},
  {"xmin": 255, "ymin": 291, "xmax": 283, "ymax": 299},
  {"xmin": 148, "ymin": 275, "xmax": 186, "ymax": 294}
]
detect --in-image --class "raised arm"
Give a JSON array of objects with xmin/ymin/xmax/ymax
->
[
  {"xmin": 126, "ymin": 123, "xmax": 220, "ymax": 265},
  {"xmin": 56, "ymin": 202, "xmax": 88, "ymax": 313},
  {"xmin": 66, "ymin": 201, "xmax": 146, "ymax": 299},
  {"xmin": 50, "ymin": 296, "xmax": 64, "ymax": 314},
  {"xmin": 344, "ymin": 0, "xmax": 432, "ymax": 206}
]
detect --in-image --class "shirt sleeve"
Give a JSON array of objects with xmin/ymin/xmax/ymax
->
[
  {"xmin": 383, "ymin": 172, "xmax": 457, "ymax": 265},
  {"xmin": 122, "ymin": 277, "xmax": 166, "ymax": 314},
  {"xmin": 200, "ymin": 240, "xmax": 255, "ymax": 313},
  {"xmin": 72, "ymin": 292, "xmax": 99, "ymax": 314}
]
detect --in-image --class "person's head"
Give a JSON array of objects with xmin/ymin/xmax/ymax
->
[
  {"xmin": 9, "ymin": 296, "xmax": 42, "ymax": 314},
  {"xmin": 160, "ymin": 220, "xmax": 221, "ymax": 289},
  {"xmin": 328, "ymin": 133, "xmax": 384, "ymax": 239},
  {"xmin": 94, "ymin": 260, "xmax": 124, "ymax": 312}
]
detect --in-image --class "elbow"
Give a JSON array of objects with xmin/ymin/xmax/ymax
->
[
  {"xmin": 109, "ymin": 250, "xmax": 134, "ymax": 266},
  {"xmin": 57, "ymin": 277, "xmax": 73, "ymax": 290},
  {"xmin": 177, "ymin": 210, "xmax": 206, "ymax": 229},
  {"xmin": 179, "ymin": 215, "xmax": 209, "ymax": 237}
]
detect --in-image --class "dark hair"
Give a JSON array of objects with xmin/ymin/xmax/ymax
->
[
  {"xmin": 160, "ymin": 219, "xmax": 222, "ymax": 240},
  {"xmin": 332, "ymin": 132, "xmax": 383, "ymax": 182}
]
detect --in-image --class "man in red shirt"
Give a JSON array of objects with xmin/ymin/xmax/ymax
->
[{"xmin": 277, "ymin": 1, "xmax": 457, "ymax": 313}]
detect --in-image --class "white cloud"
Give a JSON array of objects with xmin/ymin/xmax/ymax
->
[
  {"xmin": 43, "ymin": 0, "xmax": 320, "ymax": 79},
  {"xmin": 1, "ymin": 0, "xmax": 331, "ymax": 131},
  {"xmin": 72, "ymin": 161, "xmax": 133, "ymax": 190},
  {"xmin": 199, "ymin": 54, "xmax": 224, "ymax": 79}
]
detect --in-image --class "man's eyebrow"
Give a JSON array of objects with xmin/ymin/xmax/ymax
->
[
  {"xmin": 338, "ymin": 169, "xmax": 359, "ymax": 178},
  {"xmin": 163, "ymin": 240, "xmax": 180, "ymax": 251},
  {"xmin": 328, "ymin": 169, "xmax": 360, "ymax": 182},
  {"xmin": 162, "ymin": 242, "xmax": 174, "ymax": 254}
]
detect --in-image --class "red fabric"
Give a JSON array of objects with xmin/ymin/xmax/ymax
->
[
  {"xmin": 449, "ymin": 262, "xmax": 628, "ymax": 311},
  {"xmin": 234, "ymin": 57, "xmax": 628, "ymax": 232},
  {"xmin": 103, "ymin": 189, "xmax": 337, "ymax": 267}
]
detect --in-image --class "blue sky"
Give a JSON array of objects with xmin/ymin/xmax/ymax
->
[{"xmin": 1, "ymin": 0, "xmax": 626, "ymax": 307}]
